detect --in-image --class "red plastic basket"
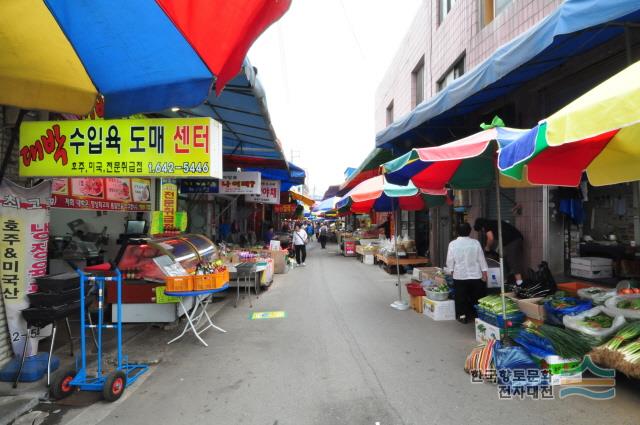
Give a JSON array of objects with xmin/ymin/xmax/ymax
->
[{"xmin": 405, "ymin": 282, "xmax": 426, "ymax": 297}]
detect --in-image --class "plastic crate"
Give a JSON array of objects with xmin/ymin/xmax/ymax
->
[
  {"xmin": 475, "ymin": 305, "xmax": 525, "ymax": 328},
  {"xmin": 405, "ymin": 282, "xmax": 426, "ymax": 297},
  {"xmin": 213, "ymin": 270, "xmax": 229, "ymax": 288},
  {"xmin": 193, "ymin": 274, "xmax": 214, "ymax": 291},
  {"xmin": 166, "ymin": 275, "xmax": 193, "ymax": 292}
]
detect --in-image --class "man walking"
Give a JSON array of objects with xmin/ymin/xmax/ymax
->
[
  {"xmin": 446, "ymin": 223, "xmax": 488, "ymax": 324},
  {"xmin": 318, "ymin": 222, "xmax": 328, "ymax": 249},
  {"xmin": 292, "ymin": 223, "xmax": 308, "ymax": 266}
]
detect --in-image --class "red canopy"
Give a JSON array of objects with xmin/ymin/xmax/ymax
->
[{"xmin": 157, "ymin": 0, "xmax": 292, "ymax": 94}]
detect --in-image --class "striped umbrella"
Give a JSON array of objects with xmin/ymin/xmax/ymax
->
[
  {"xmin": 383, "ymin": 127, "xmax": 528, "ymax": 190},
  {"xmin": 498, "ymin": 60, "xmax": 640, "ymax": 187},
  {"xmin": 0, "ymin": 0, "xmax": 290, "ymax": 117}
]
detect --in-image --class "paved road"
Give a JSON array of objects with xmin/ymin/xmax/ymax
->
[{"xmin": 59, "ymin": 241, "xmax": 640, "ymax": 425}]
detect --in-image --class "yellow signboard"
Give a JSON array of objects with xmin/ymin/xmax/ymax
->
[
  {"xmin": 19, "ymin": 118, "xmax": 223, "ymax": 178},
  {"xmin": 160, "ymin": 181, "xmax": 178, "ymax": 230}
]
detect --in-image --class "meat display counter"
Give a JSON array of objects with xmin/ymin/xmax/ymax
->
[{"xmin": 108, "ymin": 234, "xmax": 217, "ymax": 322}]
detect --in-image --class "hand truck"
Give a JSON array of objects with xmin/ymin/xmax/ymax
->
[{"xmin": 50, "ymin": 268, "xmax": 148, "ymax": 402}]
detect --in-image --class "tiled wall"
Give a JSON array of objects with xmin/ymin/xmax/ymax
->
[{"xmin": 375, "ymin": 0, "xmax": 563, "ymax": 132}]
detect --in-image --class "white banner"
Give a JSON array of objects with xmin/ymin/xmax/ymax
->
[
  {"xmin": 0, "ymin": 180, "xmax": 52, "ymax": 357},
  {"xmin": 245, "ymin": 179, "xmax": 280, "ymax": 204},
  {"xmin": 219, "ymin": 171, "xmax": 261, "ymax": 194}
]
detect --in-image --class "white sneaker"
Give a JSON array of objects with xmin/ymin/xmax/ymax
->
[{"xmin": 301, "ymin": 263, "xmax": 306, "ymax": 267}]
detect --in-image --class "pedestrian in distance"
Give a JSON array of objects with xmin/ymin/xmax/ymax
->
[
  {"xmin": 264, "ymin": 226, "xmax": 275, "ymax": 246},
  {"xmin": 306, "ymin": 221, "xmax": 315, "ymax": 241},
  {"xmin": 292, "ymin": 224, "xmax": 308, "ymax": 266},
  {"xmin": 446, "ymin": 223, "xmax": 488, "ymax": 324},
  {"xmin": 319, "ymin": 222, "xmax": 328, "ymax": 249}
]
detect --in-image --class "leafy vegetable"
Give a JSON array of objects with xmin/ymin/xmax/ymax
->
[
  {"xmin": 536, "ymin": 324, "xmax": 598, "ymax": 358},
  {"xmin": 617, "ymin": 298, "xmax": 640, "ymax": 310},
  {"xmin": 580, "ymin": 313, "xmax": 613, "ymax": 329},
  {"xmin": 600, "ymin": 321, "xmax": 640, "ymax": 351},
  {"xmin": 478, "ymin": 295, "xmax": 519, "ymax": 315}
]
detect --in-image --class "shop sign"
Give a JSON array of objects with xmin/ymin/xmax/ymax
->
[
  {"xmin": 179, "ymin": 179, "xmax": 219, "ymax": 194},
  {"xmin": 219, "ymin": 171, "xmax": 261, "ymax": 195},
  {"xmin": 0, "ymin": 180, "xmax": 52, "ymax": 357},
  {"xmin": 274, "ymin": 203, "xmax": 297, "ymax": 213},
  {"xmin": 51, "ymin": 177, "xmax": 151, "ymax": 211},
  {"xmin": 160, "ymin": 181, "xmax": 178, "ymax": 230},
  {"xmin": 245, "ymin": 179, "xmax": 280, "ymax": 204},
  {"xmin": 19, "ymin": 117, "xmax": 223, "ymax": 178}
]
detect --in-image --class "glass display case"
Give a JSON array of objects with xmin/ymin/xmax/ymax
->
[{"xmin": 117, "ymin": 234, "xmax": 216, "ymax": 281}]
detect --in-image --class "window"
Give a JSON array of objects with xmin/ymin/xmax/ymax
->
[
  {"xmin": 439, "ymin": 0, "xmax": 457, "ymax": 24},
  {"xmin": 386, "ymin": 101, "xmax": 394, "ymax": 126},
  {"xmin": 437, "ymin": 56, "xmax": 465, "ymax": 92},
  {"xmin": 481, "ymin": 0, "xmax": 512, "ymax": 27},
  {"xmin": 412, "ymin": 58, "xmax": 425, "ymax": 108}
]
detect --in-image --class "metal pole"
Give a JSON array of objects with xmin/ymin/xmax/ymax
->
[
  {"xmin": 394, "ymin": 201, "xmax": 402, "ymax": 302},
  {"xmin": 495, "ymin": 170, "xmax": 508, "ymax": 323}
]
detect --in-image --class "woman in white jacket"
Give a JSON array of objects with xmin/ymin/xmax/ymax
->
[{"xmin": 292, "ymin": 224, "xmax": 308, "ymax": 266}]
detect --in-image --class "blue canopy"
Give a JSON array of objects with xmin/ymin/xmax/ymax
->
[
  {"xmin": 376, "ymin": 0, "xmax": 640, "ymax": 148},
  {"xmin": 244, "ymin": 162, "xmax": 306, "ymax": 192},
  {"xmin": 169, "ymin": 58, "xmax": 287, "ymax": 168}
]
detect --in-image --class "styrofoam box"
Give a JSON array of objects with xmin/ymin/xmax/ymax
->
[
  {"xmin": 423, "ymin": 299, "xmax": 455, "ymax": 321},
  {"xmin": 363, "ymin": 254, "xmax": 374, "ymax": 265},
  {"xmin": 475, "ymin": 318, "xmax": 507, "ymax": 343},
  {"xmin": 570, "ymin": 257, "xmax": 613, "ymax": 268},
  {"xmin": 571, "ymin": 267, "xmax": 613, "ymax": 279}
]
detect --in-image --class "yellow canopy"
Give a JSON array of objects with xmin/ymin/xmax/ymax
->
[
  {"xmin": 289, "ymin": 191, "xmax": 315, "ymax": 207},
  {"xmin": 546, "ymin": 60, "xmax": 640, "ymax": 146},
  {"xmin": 0, "ymin": 0, "xmax": 97, "ymax": 114}
]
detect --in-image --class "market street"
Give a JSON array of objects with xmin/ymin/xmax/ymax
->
[{"xmin": 43, "ymin": 241, "xmax": 638, "ymax": 425}]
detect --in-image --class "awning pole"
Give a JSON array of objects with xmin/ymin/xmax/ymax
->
[
  {"xmin": 390, "ymin": 200, "xmax": 409, "ymax": 310},
  {"xmin": 495, "ymin": 169, "xmax": 508, "ymax": 324}
]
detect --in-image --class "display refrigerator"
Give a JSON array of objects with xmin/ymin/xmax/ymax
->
[{"xmin": 109, "ymin": 234, "xmax": 216, "ymax": 322}]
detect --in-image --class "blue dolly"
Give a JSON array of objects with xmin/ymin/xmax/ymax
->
[{"xmin": 50, "ymin": 268, "xmax": 148, "ymax": 402}]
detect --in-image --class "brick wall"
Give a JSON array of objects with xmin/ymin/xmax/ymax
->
[{"xmin": 375, "ymin": 0, "xmax": 563, "ymax": 132}]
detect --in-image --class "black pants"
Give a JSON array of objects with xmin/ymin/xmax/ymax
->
[
  {"xmin": 454, "ymin": 279, "xmax": 486, "ymax": 320},
  {"xmin": 294, "ymin": 244, "xmax": 306, "ymax": 264},
  {"xmin": 319, "ymin": 235, "xmax": 327, "ymax": 248}
]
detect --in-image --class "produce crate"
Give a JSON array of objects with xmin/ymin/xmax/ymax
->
[
  {"xmin": 410, "ymin": 295, "xmax": 423, "ymax": 313},
  {"xmin": 193, "ymin": 274, "xmax": 214, "ymax": 291},
  {"xmin": 213, "ymin": 271, "xmax": 229, "ymax": 288},
  {"xmin": 556, "ymin": 281, "xmax": 596, "ymax": 296},
  {"xmin": 474, "ymin": 305, "xmax": 525, "ymax": 328},
  {"xmin": 165, "ymin": 275, "xmax": 193, "ymax": 292},
  {"xmin": 475, "ymin": 318, "xmax": 521, "ymax": 343}
]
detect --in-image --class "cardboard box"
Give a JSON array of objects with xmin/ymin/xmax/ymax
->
[
  {"xmin": 505, "ymin": 292, "xmax": 546, "ymax": 320},
  {"xmin": 475, "ymin": 318, "xmax": 519, "ymax": 343},
  {"xmin": 410, "ymin": 295, "xmax": 424, "ymax": 313},
  {"xmin": 423, "ymin": 299, "xmax": 455, "ymax": 321},
  {"xmin": 363, "ymin": 254, "xmax": 375, "ymax": 265},
  {"xmin": 414, "ymin": 267, "xmax": 441, "ymax": 281}
]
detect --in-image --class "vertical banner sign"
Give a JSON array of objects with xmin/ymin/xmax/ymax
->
[
  {"xmin": 0, "ymin": 180, "xmax": 52, "ymax": 357},
  {"xmin": 160, "ymin": 181, "xmax": 177, "ymax": 230},
  {"xmin": 19, "ymin": 118, "xmax": 223, "ymax": 178},
  {"xmin": 245, "ymin": 179, "xmax": 281, "ymax": 204},
  {"xmin": 219, "ymin": 172, "xmax": 261, "ymax": 194}
]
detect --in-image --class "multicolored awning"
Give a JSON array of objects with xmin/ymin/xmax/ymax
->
[
  {"xmin": 290, "ymin": 191, "xmax": 315, "ymax": 207},
  {"xmin": 336, "ymin": 175, "xmax": 447, "ymax": 214},
  {"xmin": 337, "ymin": 149, "xmax": 395, "ymax": 196},
  {"xmin": 0, "ymin": 0, "xmax": 290, "ymax": 117},
  {"xmin": 498, "ymin": 60, "xmax": 640, "ymax": 187},
  {"xmin": 383, "ymin": 127, "xmax": 528, "ymax": 190}
]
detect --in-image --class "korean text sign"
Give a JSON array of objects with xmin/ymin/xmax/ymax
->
[
  {"xmin": 219, "ymin": 172, "xmax": 261, "ymax": 195},
  {"xmin": 161, "ymin": 181, "xmax": 178, "ymax": 229},
  {"xmin": 51, "ymin": 178, "xmax": 152, "ymax": 212},
  {"xmin": 0, "ymin": 180, "xmax": 51, "ymax": 357},
  {"xmin": 19, "ymin": 118, "xmax": 223, "ymax": 178},
  {"xmin": 245, "ymin": 179, "xmax": 280, "ymax": 204}
]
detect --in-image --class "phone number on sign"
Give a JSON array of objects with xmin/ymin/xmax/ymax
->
[{"xmin": 147, "ymin": 162, "xmax": 210, "ymax": 174}]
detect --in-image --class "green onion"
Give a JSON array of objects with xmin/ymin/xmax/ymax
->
[{"xmin": 600, "ymin": 322, "xmax": 640, "ymax": 351}]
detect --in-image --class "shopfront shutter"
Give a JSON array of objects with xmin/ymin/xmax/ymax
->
[
  {"xmin": 0, "ymin": 297, "xmax": 11, "ymax": 367},
  {"xmin": 487, "ymin": 188, "xmax": 515, "ymax": 224}
]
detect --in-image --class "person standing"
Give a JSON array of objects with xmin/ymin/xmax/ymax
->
[
  {"xmin": 318, "ymin": 222, "xmax": 328, "ymax": 249},
  {"xmin": 446, "ymin": 223, "xmax": 488, "ymax": 324},
  {"xmin": 292, "ymin": 224, "xmax": 308, "ymax": 266},
  {"xmin": 306, "ymin": 222, "xmax": 315, "ymax": 242},
  {"xmin": 264, "ymin": 226, "xmax": 275, "ymax": 246},
  {"xmin": 473, "ymin": 218, "xmax": 524, "ymax": 286},
  {"xmin": 377, "ymin": 214, "xmax": 392, "ymax": 239}
]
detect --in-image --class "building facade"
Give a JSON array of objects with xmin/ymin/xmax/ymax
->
[{"xmin": 375, "ymin": 0, "xmax": 640, "ymax": 274}]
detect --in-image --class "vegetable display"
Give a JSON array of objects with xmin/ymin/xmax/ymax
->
[
  {"xmin": 478, "ymin": 295, "xmax": 519, "ymax": 315},
  {"xmin": 580, "ymin": 313, "xmax": 613, "ymax": 329},
  {"xmin": 428, "ymin": 283, "xmax": 450, "ymax": 293},
  {"xmin": 599, "ymin": 322, "xmax": 640, "ymax": 351},
  {"xmin": 523, "ymin": 322, "xmax": 597, "ymax": 359},
  {"xmin": 617, "ymin": 298, "xmax": 640, "ymax": 310}
]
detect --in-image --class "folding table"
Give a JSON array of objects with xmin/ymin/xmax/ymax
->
[{"xmin": 165, "ymin": 284, "xmax": 229, "ymax": 347}]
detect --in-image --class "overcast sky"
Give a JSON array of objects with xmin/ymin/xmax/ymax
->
[{"xmin": 248, "ymin": 0, "xmax": 422, "ymax": 198}]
